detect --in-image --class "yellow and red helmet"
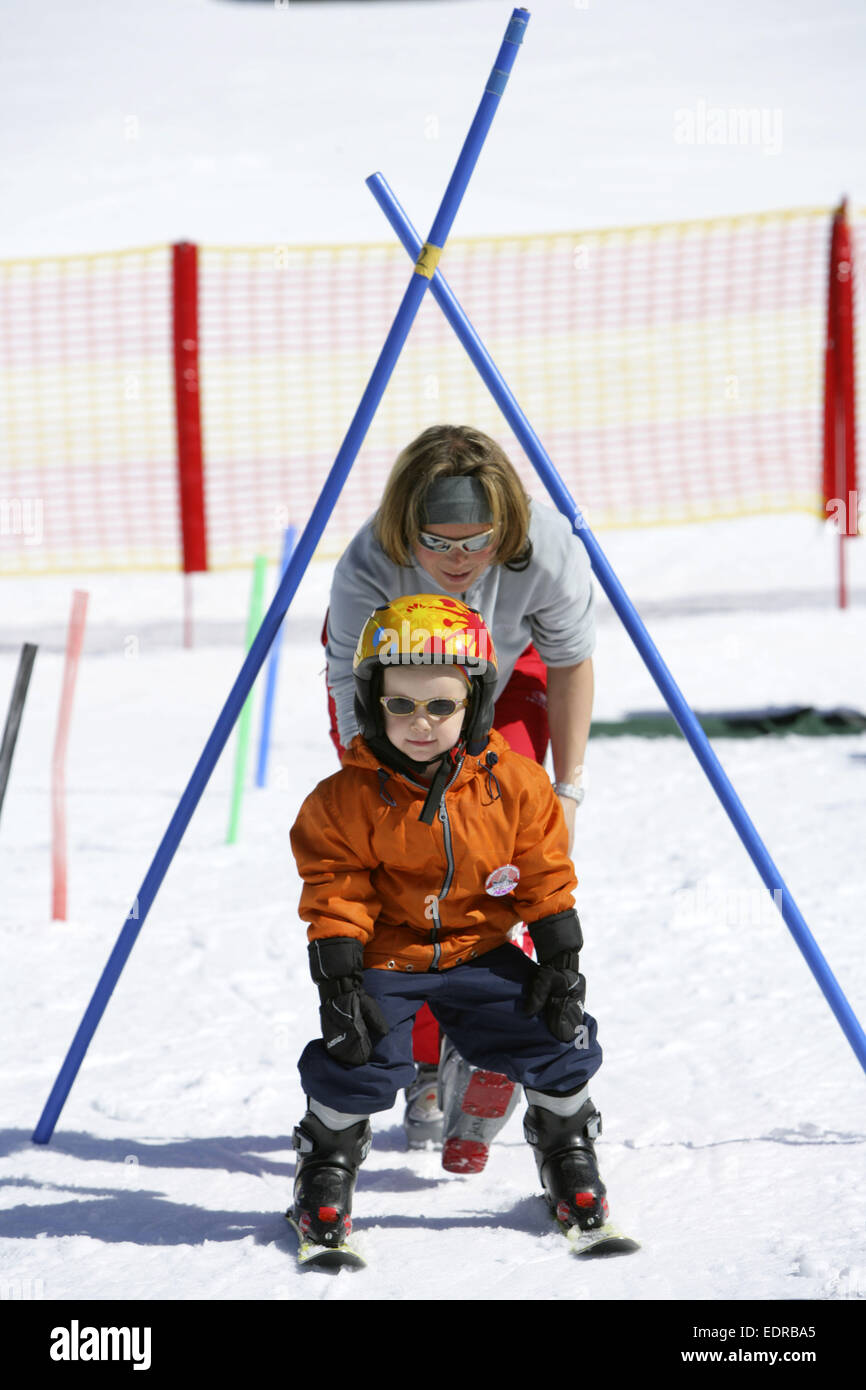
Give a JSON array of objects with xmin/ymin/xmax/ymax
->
[{"xmin": 353, "ymin": 593, "xmax": 498, "ymax": 755}]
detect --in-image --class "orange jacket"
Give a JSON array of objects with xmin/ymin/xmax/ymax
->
[{"xmin": 290, "ymin": 729, "xmax": 577, "ymax": 973}]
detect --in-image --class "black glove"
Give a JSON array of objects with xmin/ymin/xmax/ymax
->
[
  {"xmin": 308, "ymin": 938, "xmax": 389, "ymax": 1067},
  {"xmin": 524, "ymin": 909, "xmax": 587, "ymax": 1044}
]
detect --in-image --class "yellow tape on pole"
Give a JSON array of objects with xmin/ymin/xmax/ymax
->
[{"xmin": 414, "ymin": 242, "xmax": 443, "ymax": 279}]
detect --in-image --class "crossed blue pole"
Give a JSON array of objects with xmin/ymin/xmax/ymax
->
[
  {"xmin": 32, "ymin": 8, "xmax": 531, "ymax": 1144},
  {"xmin": 366, "ymin": 171, "xmax": 866, "ymax": 1077},
  {"xmin": 33, "ymin": 5, "xmax": 863, "ymax": 1150}
]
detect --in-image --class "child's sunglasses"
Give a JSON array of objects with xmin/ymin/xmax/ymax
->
[
  {"xmin": 380, "ymin": 695, "xmax": 469, "ymax": 719},
  {"xmin": 416, "ymin": 528, "xmax": 495, "ymax": 555}
]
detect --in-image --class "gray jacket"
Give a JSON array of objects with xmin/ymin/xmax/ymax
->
[{"xmin": 326, "ymin": 499, "xmax": 596, "ymax": 747}]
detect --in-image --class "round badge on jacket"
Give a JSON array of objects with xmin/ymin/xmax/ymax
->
[{"xmin": 484, "ymin": 863, "xmax": 520, "ymax": 897}]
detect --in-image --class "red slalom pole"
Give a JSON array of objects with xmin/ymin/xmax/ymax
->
[{"xmin": 51, "ymin": 590, "xmax": 89, "ymax": 921}]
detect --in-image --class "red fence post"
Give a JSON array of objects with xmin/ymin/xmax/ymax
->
[
  {"xmin": 172, "ymin": 241, "xmax": 207, "ymax": 571},
  {"xmin": 822, "ymin": 199, "xmax": 859, "ymax": 608},
  {"xmin": 172, "ymin": 242, "xmax": 207, "ymax": 646}
]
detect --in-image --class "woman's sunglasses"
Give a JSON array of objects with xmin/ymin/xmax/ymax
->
[
  {"xmin": 380, "ymin": 695, "xmax": 469, "ymax": 719},
  {"xmin": 417, "ymin": 528, "xmax": 495, "ymax": 555}
]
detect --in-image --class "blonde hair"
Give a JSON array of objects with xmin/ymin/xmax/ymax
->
[{"xmin": 374, "ymin": 425, "xmax": 532, "ymax": 569}]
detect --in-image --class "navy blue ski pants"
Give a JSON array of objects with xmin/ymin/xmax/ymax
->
[{"xmin": 298, "ymin": 943, "xmax": 603, "ymax": 1115}]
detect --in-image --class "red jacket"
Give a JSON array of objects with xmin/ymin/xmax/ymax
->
[{"xmin": 290, "ymin": 729, "xmax": 577, "ymax": 973}]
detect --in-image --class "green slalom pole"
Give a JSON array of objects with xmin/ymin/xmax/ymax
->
[{"xmin": 226, "ymin": 555, "xmax": 268, "ymax": 844}]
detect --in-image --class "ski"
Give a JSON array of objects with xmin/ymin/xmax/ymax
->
[
  {"xmin": 285, "ymin": 1207, "xmax": 637, "ymax": 1264},
  {"xmin": 559, "ymin": 1219, "xmax": 641, "ymax": 1258},
  {"xmin": 285, "ymin": 1214, "xmax": 366, "ymax": 1270}
]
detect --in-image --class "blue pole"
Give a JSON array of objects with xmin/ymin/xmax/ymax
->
[
  {"xmin": 32, "ymin": 9, "xmax": 531, "ymax": 1145},
  {"xmin": 366, "ymin": 171, "xmax": 866, "ymax": 1077},
  {"xmin": 256, "ymin": 525, "xmax": 297, "ymax": 789}
]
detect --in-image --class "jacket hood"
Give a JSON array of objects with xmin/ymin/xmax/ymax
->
[{"xmin": 343, "ymin": 726, "xmax": 509, "ymax": 790}]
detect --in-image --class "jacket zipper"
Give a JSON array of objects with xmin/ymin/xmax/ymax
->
[
  {"xmin": 427, "ymin": 758, "xmax": 461, "ymax": 970},
  {"xmin": 390, "ymin": 757, "xmax": 464, "ymax": 971}
]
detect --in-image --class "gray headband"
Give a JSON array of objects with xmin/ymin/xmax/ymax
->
[{"xmin": 422, "ymin": 476, "xmax": 492, "ymax": 526}]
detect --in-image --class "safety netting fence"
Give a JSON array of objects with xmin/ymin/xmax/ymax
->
[{"xmin": 0, "ymin": 205, "xmax": 861, "ymax": 574}]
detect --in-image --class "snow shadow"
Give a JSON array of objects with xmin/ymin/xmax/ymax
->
[
  {"xmin": 1, "ymin": 1126, "xmax": 538, "ymax": 1248},
  {"xmin": 0, "ymin": 1127, "xmax": 304, "ymax": 1248},
  {"xmin": 369, "ymin": 1122, "xmax": 429, "ymax": 1154},
  {"xmin": 357, "ymin": 1195, "xmax": 546, "ymax": 1237},
  {"xmin": 0, "ymin": 1128, "xmax": 295, "ymax": 1176},
  {"xmin": 0, "ymin": 1187, "xmax": 295, "ymax": 1248}
]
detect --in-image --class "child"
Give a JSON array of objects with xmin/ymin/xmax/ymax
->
[
  {"xmin": 289, "ymin": 593, "xmax": 610, "ymax": 1255},
  {"xmin": 323, "ymin": 426, "xmax": 596, "ymax": 1155}
]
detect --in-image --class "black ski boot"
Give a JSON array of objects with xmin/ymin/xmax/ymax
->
[
  {"xmin": 291, "ymin": 1110, "xmax": 371, "ymax": 1248},
  {"xmin": 523, "ymin": 1098, "xmax": 609, "ymax": 1232}
]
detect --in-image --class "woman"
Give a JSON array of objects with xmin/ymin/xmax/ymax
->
[{"xmin": 322, "ymin": 424, "xmax": 596, "ymax": 1167}]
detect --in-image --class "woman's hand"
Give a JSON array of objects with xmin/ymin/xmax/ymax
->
[
  {"xmin": 547, "ymin": 657, "xmax": 593, "ymax": 855},
  {"xmin": 556, "ymin": 792, "xmax": 578, "ymax": 854}
]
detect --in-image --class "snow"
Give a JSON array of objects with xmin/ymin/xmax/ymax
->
[
  {"xmin": 2, "ymin": 0, "xmax": 866, "ymax": 1312},
  {"xmin": 3, "ymin": 523, "xmax": 865, "ymax": 1305},
  {"xmin": 2, "ymin": 0, "xmax": 864, "ymax": 258}
]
